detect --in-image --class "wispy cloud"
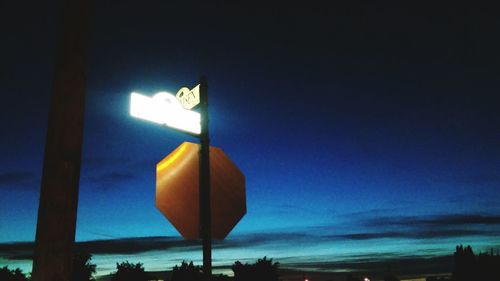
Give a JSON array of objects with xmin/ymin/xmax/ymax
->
[
  {"xmin": 86, "ymin": 171, "xmax": 136, "ymax": 184},
  {"xmin": 0, "ymin": 232, "xmax": 313, "ymax": 260},
  {"xmin": 328, "ymin": 229, "xmax": 496, "ymax": 241},
  {"xmin": 0, "ymin": 237, "xmax": 194, "ymax": 260},
  {"xmin": 80, "ymin": 155, "xmax": 149, "ymax": 190},
  {"xmin": 83, "ymin": 156, "xmax": 136, "ymax": 169},
  {"xmin": 365, "ymin": 214, "xmax": 500, "ymax": 228},
  {"xmin": 78, "ymin": 237, "xmax": 198, "ymax": 254},
  {"xmin": 307, "ymin": 212, "xmax": 500, "ymax": 243},
  {"xmin": 0, "ymin": 242, "xmax": 33, "ymax": 260},
  {"xmin": 82, "ymin": 156, "xmax": 153, "ymax": 171},
  {"xmin": 0, "ymin": 233, "xmax": 489, "ymax": 277},
  {"xmin": 282, "ymin": 255, "xmax": 454, "ymax": 276},
  {"xmin": 1, "ymin": 216, "xmax": 498, "ymax": 276},
  {"xmin": 81, "ymin": 170, "xmax": 138, "ymax": 191}
]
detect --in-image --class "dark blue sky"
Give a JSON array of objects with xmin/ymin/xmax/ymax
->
[{"xmin": 1, "ymin": 1, "xmax": 499, "ymax": 276}]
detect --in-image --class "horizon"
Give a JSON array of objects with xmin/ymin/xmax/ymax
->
[{"xmin": 1, "ymin": 220, "xmax": 499, "ymax": 277}]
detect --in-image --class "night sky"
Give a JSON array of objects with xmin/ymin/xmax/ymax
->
[{"xmin": 1, "ymin": 1, "xmax": 499, "ymax": 277}]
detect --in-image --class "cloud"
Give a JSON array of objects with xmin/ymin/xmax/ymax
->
[
  {"xmin": 0, "ymin": 237, "xmax": 194, "ymax": 260},
  {"xmin": 309, "ymin": 212, "xmax": 500, "ymax": 242},
  {"xmin": 337, "ymin": 207, "xmax": 402, "ymax": 218},
  {"xmin": 365, "ymin": 214, "xmax": 500, "ymax": 228},
  {"xmin": 80, "ymin": 170, "xmax": 139, "ymax": 191},
  {"xmin": 80, "ymin": 156, "xmax": 151, "ymax": 190},
  {"xmin": 282, "ymin": 255, "xmax": 454, "ymax": 276},
  {"xmin": 423, "ymin": 214, "xmax": 500, "ymax": 226},
  {"xmin": 0, "ymin": 223, "xmax": 496, "ymax": 272},
  {"xmin": 0, "ymin": 238, "xmax": 457, "ymax": 277},
  {"xmin": 221, "ymin": 232, "xmax": 312, "ymax": 248},
  {"xmin": 0, "ymin": 242, "xmax": 33, "ymax": 260},
  {"xmin": 0, "ymin": 233, "xmax": 479, "ymax": 276},
  {"xmin": 87, "ymin": 171, "xmax": 136, "ymax": 183},
  {"xmin": 75, "ymin": 234, "xmax": 306, "ymax": 254},
  {"xmin": 82, "ymin": 156, "xmax": 136, "ymax": 169},
  {"xmin": 0, "ymin": 171, "xmax": 37, "ymax": 190},
  {"xmin": 328, "ymin": 229, "xmax": 496, "ymax": 241},
  {"xmin": 78, "ymin": 237, "xmax": 198, "ymax": 254},
  {"xmin": 0, "ymin": 232, "xmax": 313, "ymax": 260}
]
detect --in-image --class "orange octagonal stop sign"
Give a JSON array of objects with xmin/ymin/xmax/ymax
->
[{"xmin": 156, "ymin": 142, "xmax": 246, "ymax": 240}]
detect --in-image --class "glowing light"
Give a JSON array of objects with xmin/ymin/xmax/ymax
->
[{"xmin": 130, "ymin": 91, "xmax": 201, "ymax": 135}]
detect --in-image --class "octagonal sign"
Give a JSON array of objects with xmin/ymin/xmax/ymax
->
[{"xmin": 156, "ymin": 142, "xmax": 246, "ymax": 240}]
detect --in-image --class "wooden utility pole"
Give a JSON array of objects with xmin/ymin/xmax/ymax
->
[{"xmin": 32, "ymin": 0, "xmax": 89, "ymax": 280}]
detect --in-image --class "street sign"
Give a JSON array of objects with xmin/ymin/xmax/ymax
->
[
  {"xmin": 130, "ymin": 91, "xmax": 201, "ymax": 135},
  {"xmin": 156, "ymin": 142, "xmax": 246, "ymax": 240},
  {"xmin": 176, "ymin": 84, "xmax": 200, "ymax": 109}
]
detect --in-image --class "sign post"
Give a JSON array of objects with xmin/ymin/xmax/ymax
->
[
  {"xmin": 198, "ymin": 77, "xmax": 212, "ymax": 279},
  {"xmin": 130, "ymin": 76, "xmax": 214, "ymax": 280}
]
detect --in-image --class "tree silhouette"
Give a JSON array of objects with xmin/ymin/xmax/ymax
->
[
  {"xmin": 426, "ymin": 277, "xmax": 451, "ymax": 281},
  {"xmin": 232, "ymin": 257, "xmax": 279, "ymax": 281},
  {"xmin": 345, "ymin": 274, "xmax": 362, "ymax": 281},
  {"xmin": 0, "ymin": 266, "xmax": 29, "ymax": 281},
  {"xmin": 384, "ymin": 273, "xmax": 400, "ymax": 281},
  {"xmin": 212, "ymin": 274, "xmax": 232, "ymax": 281},
  {"xmin": 476, "ymin": 248, "xmax": 500, "ymax": 280},
  {"xmin": 171, "ymin": 261, "xmax": 202, "ymax": 281},
  {"xmin": 72, "ymin": 251, "xmax": 96, "ymax": 281},
  {"xmin": 111, "ymin": 261, "xmax": 151, "ymax": 281},
  {"xmin": 453, "ymin": 245, "xmax": 477, "ymax": 281},
  {"xmin": 383, "ymin": 265, "xmax": 399, "ymax": 281},
  {"xmin": 169, "ymin": 261, "xmax": 233, "ymax": 281}
]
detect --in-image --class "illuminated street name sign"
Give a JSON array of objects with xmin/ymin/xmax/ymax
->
[
  {"xmin": 176, "ymin": 84, "xmax": 200, "ymax": 110},
  {"xmin": 130, "ymin": 91, "xmax": 201, "ymax": 135}
]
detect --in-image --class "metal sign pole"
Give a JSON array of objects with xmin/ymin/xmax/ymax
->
[{"xmin": 198, "ymin": 76, "xmax": 212, "ymax": 280}]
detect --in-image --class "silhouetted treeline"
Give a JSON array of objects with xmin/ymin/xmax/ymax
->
[
  {"xmin": 106, "ymin": 257, "xmax": 279, "ymax": 281},
  {"xmin": 0, "ymin": 250, "xmax": 96, "ymax": 281},
  {"xmin": 169, "ymin": 261, "xmax": 231, "ymax": 281},
  {"xmin": 231, "ymin": 257, "xmax": 279, "ymax": 281},
  {"xmin": 110, "ymin": 261, "xmax": 152, "ymax": 281},
  {"xmin": 346, "ymin": 272, "xmax": 399, "ymax": 281},
  {"xmin": 3, "ymin": 245, "xmax": 500, "ymax": 281},
  {"xmin": 383, "ymin": 271, "xmax": 400, "ymax": 281},
  {"xmin": 425, "ymin": 245, "xmax": 500, "ymax": 281},
  {"xmin": 0, "ymin": 266, "xmax": 29, "ymax": 281},
  {"xmin": 451, "ymin": 245, "xmax": 500, "ymax": 281},
  {"xmin": 72, "ymin": 250, "xmax": 96, "ymax": 281},
  {"xmin": 170, "ymin": 261, "xmax": 201, "ymax": 281},
  {"xmin": 167, "ymin": 257, "xmax": 279, "ymax": 281},
  {"xmin": 426, "ymin": 277, "xmax": 451, "ymax": 281},
  {"xmin": 345, "ymin": 274, "xmax": 360, "ymax": 281}
]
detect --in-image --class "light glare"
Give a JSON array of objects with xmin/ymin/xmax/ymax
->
[{"xmin": 130, "ymin": 91, "xmax": 201, "ymax": 135}]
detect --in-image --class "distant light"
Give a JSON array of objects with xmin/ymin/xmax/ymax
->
[
  {"xmin": 130, "ymin": 91, "xmax": 201, "ymax": 135},
  {"xmin": 364, "ymin": 278, "xmax": 370, "ymax": 281}
]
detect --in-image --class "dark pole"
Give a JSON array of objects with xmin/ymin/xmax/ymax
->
[
  {"xmin": 32, "ymin": 0, "xmax": 89, "ymax": 281},
  {"xmin": 198, "ymin": 76, "xmax": 212, "ymax": 280}
]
